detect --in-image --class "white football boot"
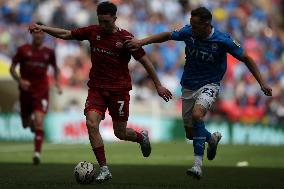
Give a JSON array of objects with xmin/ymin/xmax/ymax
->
[
  {"xmin": 207, "ymin": 132, "xmax": 222, "ymax": 160},
  {"xmin": 33, "ymin": 152, "xmax": 41, "ymax": 165},
  {"xmin": 187, "ymin": 165, "xmax": 202, "ymax": 180},
  {"xmin": 96, "ymin": 166, "xmax": 112, "ymax": 184}
]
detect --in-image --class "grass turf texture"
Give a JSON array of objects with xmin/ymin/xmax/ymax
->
[{"xmin": 0, "ymin": 142, "xmax": 284, "ymax": 189}]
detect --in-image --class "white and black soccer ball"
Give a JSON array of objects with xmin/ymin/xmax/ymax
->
[{"xmin": 74, "ymin": 161, "xmax": 96, "ymax": 184}]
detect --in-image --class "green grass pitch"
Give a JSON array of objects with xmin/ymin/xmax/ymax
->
[{"xmin": 0, "ymin": 141, "xmax": 284, "ymax": 189}]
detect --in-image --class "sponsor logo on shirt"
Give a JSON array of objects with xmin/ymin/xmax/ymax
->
[
  {"xmin": 96, "ymin": 35, "xmax": 101, "ymax": 40},
  {"xmin": 93, "ymin": 47, "xmax": 119, "ymax": 57},
  {"xmin": 26, "ymin": 61, "xmax": 47, "ymax": 68},
  {"xmin": 186, "ymin": 46, "xmax": 214, "ymax": 62}
]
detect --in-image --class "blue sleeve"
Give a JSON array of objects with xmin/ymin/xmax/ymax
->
[
  {"xmin": 224, "ymin": 35, "xmax": 244, "ymax": 58},
  {"xmin": 170, "ymin": 25, "xmax": 189, "ymax": 41}
]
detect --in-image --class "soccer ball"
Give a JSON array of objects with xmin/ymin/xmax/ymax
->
[{"xmin": 74, "ymin": 161, "xmax": 96, "ymax": 184}]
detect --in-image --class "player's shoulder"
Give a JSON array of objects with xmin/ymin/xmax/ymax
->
[
  {"xmin": 175, "ymin": 24, "xmax": 191, "ymax": 32},
  {"xmin": 42, "ymin": 45, "xmax": 55, "ymax": 53},
  {"xmin": 75, "ymin": 24, "xmax": 100, "ymax": 31},
  {"xmin": 117, "ymin": 28, "xmax": 134, "ymax": 40},
  {"xmin": 213, "ymin": 29, "xmax": 232, "ymax": 41},
  {"xmin": 16, "ymin": 43, "xmax": 32, "ymax": 54},
  {"xmin": 87, "ymin": 24, "xmax": 100, "ymax": 30},
  {"xmin": 18, "ymin": 43, "xmax": 31, "ymax": 50}
]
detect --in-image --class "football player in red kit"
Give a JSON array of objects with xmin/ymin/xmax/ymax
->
[
  {"xmin": 10, "ymin": 24, "xmax": 62, "ymax": 165},
  {"xmin": 30, "ymin": 1, "xmax": 172, "ymax": 183}
]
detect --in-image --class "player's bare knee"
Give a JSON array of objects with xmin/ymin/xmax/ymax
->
[
  {"xmin": 86, "ymin": 119, "xmax": 99, "ymax": 132},
  {"xmin": 33, "ymin": 118, "xmax": 43, "ymax": 129},
  {"xmin": 192, "ymin": 111, "xmax": 203, "ymax": 122}
]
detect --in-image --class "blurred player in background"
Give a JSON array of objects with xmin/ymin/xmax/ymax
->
[
  {"xmin": 10, "ymin": 23, "xmax": 62, "ymax": 165},
  {"xmin": 126, "ymin": 7, "xmax": 272, "ymax": 179},
  {"xmin": 30, "ymin": 1, "xmax": 172, "ymax": 183}
]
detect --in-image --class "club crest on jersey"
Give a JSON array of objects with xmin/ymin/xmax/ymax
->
[
  {"xmin": 116, "ymin": 41, "xmax": 123, "ymax": 48},
  {"xmin": 27, "ymin": 51, "xmax": 32, "ymax": 56},
  {"xmin": 44, "ymin": 54, "xmax": 49, "ymax": 60},
  {"xmin": 96, "ymin": 35, "xmax": 101, "ymax": 40},
  {"xmin": 211, "ymin": 43, "xmax": 218, "ymax": 50}
]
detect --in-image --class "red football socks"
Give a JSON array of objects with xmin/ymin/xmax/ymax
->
[
  {"xmin": 93, "ymin": 146, "xmax": 107, "ymax": 167},
  {"xmin": 34, "ymin": 130, "xmax": 44, "ymax": 153}
]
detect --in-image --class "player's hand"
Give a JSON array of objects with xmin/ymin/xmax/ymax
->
[
  {"xmin": 260, "ymin": 83, "xmax": 272, "ymax": 96},
  {"xmin": 156, "ymin": 86, "xmax": 172, "ymax": 102},
  {"xmin": 28, "ymin": 23, "xmax": 42, "ymax": 33},
  {"xmin": 125, "ymin": 38, "xmax": 142, "ymax": 51},
  {"xmin": 19, "ymin": 79, "xmax": 31, "ymax": 91}
]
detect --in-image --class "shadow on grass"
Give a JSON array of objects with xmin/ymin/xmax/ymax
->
[{"xmin": 0, "ymin": 163, "xmax": 283, "ymax": 189}]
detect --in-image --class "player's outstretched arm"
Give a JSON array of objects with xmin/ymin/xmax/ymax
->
[
  {"xmin": 126, "ymin": 32, "xmax": 171, "ymax": 51},
  {"xmin": 238, "ymin": 53, "xmax": 272, "ymax": 96},
  {"xmin": 138, "ymin": 55, "xmax": 172, "ymax": 102},
  {"xmin": 29, "ymin": 24, "xmax": 74, "ymax": 40}
]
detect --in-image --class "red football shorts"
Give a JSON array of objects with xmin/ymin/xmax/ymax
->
[
  {"xmin": 84, "ymin": 88, "xmax": 130, "ymax": 122},
  {"xmin": 20, "ymin": 90, "xmax": 49, "ymax": 119}
]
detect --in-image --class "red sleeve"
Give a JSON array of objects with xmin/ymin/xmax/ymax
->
[
  {"xmin": 12, "ymin": 47, "xmax": 22, "ymax": 66},
  {"xmin": 71, "ymin": 25, "xmax": 96, "ymax": 41},
  {"xmin": 131, "ymin": 47, "xmax": 146, "ymax": 60},
  {"xmin": 123, "ymin": 30, "xmax": 146, "ymax": 60}
]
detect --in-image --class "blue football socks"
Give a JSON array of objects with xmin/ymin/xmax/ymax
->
[{"xmin": 192, "ymin": 121, "xmax": 211, "ymax": 156}]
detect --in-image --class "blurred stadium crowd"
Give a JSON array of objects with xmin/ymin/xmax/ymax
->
[{"xmin": 0, "ymin": 0, "xmax": 284, "ymax": 125}]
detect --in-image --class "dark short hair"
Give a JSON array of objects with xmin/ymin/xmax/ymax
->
[
  {"xmin": 191, "ymin": 7, "xmax": 212, "ymax": 22},
  {"xmin": 97, "ymin": 1, "xmax": 117, "ymax": 16}
]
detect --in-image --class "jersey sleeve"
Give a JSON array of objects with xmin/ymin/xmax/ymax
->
[
  {"xmin": 71, "ymin": 25, "xmax": 95, "ymax": 41},
  {"xmin": 131, "ymin": 47, "xmax": 146, "ymax": 60},
  {"xmin": 170, "ymin": 25, "xmax": 189, "ymax": 41},
  {"xmin": 124, "ymin": 31, "xmax": 146, "ymax": 60},
  {"xmin": 224, "ymin": 35, "xmax": 244, "ymax": 58}
]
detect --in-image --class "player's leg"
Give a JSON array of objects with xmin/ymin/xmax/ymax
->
[
  {"xmin": 31, "ymin": 96, "xmax": 48, "ymax": 165},
  {"xmin": 110, "ymin": 90, "xmax": 151, "ymax": 157},
  {"xmin": 187, "ymin": 84, "xmax": 221, "ymax": 179},
  {"xmin": 196, "ymin": 84, "xmax": 222, "ymax": 160},
  {"xmin": 113, "ymin": 121, "xmax": 151, "ymax": 157},
  {"xmin": 85, "ymin": 111, "xmax": 112, "ymax": 183},
  {"xmin": 32, "ymin": 110, "xmax": 45, "ymax": 165},
  {"xmin": 19, "ymin": 91, "xmax": 34, "ymax": 130},
  {"xmin": 186, "ymin": 104, "xmax": 209, "ymax": 179},
  {"xmin": 181, "ymin": 88, "xmax": 195, "ymax": 140},
  {"xmin": 84, "ymin": 89, "xmax": 111, "ymax": 183}
]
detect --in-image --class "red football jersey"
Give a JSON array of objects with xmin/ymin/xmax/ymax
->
[
  {"xmin": 71, "ymin": 25, "xmax": 145, "ymax": 90},
  {"xmin": 12, "ymin": 44, "xmax": 56, "ymax": 94}
]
